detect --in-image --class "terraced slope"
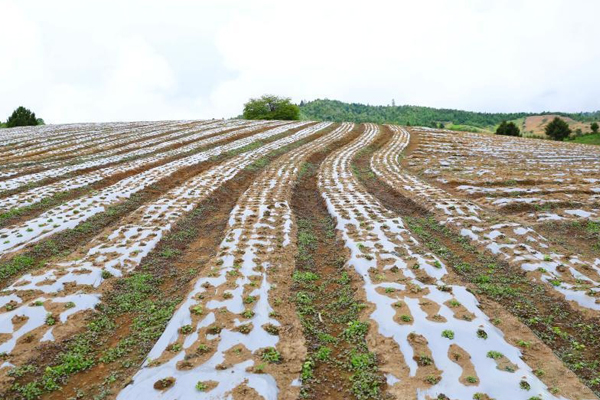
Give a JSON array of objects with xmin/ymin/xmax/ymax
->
[{"xmin": 0, "ymin": 121, "xmax": 598, "ymax": 400}]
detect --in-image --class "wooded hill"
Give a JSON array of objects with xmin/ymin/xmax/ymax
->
[{"xmin": 299, "ymin": 99, "xmax": 600, "ymax": 131}]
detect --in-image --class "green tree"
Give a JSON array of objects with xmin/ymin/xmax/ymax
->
[
  {"xmin": 495, "ymin": 121, "xmax": 520, "ymax": 136},
  {"xmin": 591, "ymin": 122, "xmax": 599, "ymax": 133},
  {"xmin": 243, "ymin": 95, "xmax": 300, "ymax": 120},
  {"xmin": 6, "ymin": 106, "xmax": 39, "ymax": 128},
  {"xmin": 545, "ymin": 117, "xmax": 572, "ymax": 141}
]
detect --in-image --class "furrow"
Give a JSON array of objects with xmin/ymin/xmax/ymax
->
[
  {"xmin": 0, "ymin": 122, "xmax": 333, "ymax": 381},
  {"xmin": 0, "ymin": 122, "xmax": 154, "ymax": 153},
  {"xmin": 373, "ymin": 126, "xmax": 600, "ymax": 312},
  {"xmin": 288, "ymin": 125, "xmax": 382, "ymax": 399},
  {"xmin": 0, "ymin": 121, "xmax": 285, "ymax": 212},
  {"xmin": 0, "ymin": 120, "xmax": 183, "ymax": 165},
  {"xmin": 0, "ymin": 121, "xmax": 310, "ymax": 257},
  {"xmin": 0, "ymin": 120, "xmax": 231, "ymax": 179},
  {"xmin": 318, "ymin": 123, "xmax": 564, "ymax": 399},
  {"xmin": 116, "ymin": 122, "xmax": 351, "ymax": 400},
  {"xmin": 0, "ymin": 121, "xmax": 192, "ymax": 178},
  {"xmin": 0, "ymin": 120, "xmax": 250, "ymax": 186},
  {"xmin": 407, "ymin": 128, "xmax": 600, "ymax": 224}
]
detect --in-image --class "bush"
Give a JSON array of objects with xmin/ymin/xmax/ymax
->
[
  {"xmin": 495, "ymin": 121, "xmax": 520, "ymax": 136},
  {"xmin": 243, "ymin": 95, "xmax": 300, "ymax": 120},
  {"xmin": 6, "ymin": 106, "xmax": 39, "ymax": 128},
  {"xmin": 591, "ymin": 122, "xmax": 599, "ymax": 133},
  {"xmin": 545, "ymin": 117, "xmax": 572, "ymax": 141}
]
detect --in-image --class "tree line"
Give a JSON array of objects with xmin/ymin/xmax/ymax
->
[{"xmin": 298, "ymin": 99, "xmax": 598, "ymax": 129}]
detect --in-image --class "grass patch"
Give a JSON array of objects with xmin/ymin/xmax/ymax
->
[{"xmin": 568, "ymin": 133, "xmax": 600, "ymax": 145}]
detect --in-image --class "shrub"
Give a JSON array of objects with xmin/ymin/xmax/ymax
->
[
  {"xmin": 591, "ymin": 122, "xmax": 599, "ymax": 133},
  {"xmin": 545, "ymin": 117, "xmax": 572, "ymax": 141},
  {"xmin": 6, "ymin": 106, "xmax": 40, "ymax": 128},
  {"xmin": 243, "ymin": 95, "xmax": 300, "ymax": 120},
  {"xmin": 496, "ymin": 120, "xmax": 521, "ymax": 136}
]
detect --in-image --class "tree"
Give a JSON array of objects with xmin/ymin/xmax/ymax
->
[
  {"xmin": 591, "ymin": 122, "xmax": 599, "ymax": 134},
  {"xmin": 6, "ymin": 106, "xmax": 39, "ymax": 128},
  {"xmin": 495, "ymin": 121, "xmax": 520, "ymax": 136},
  {"xmin": 243, "ymin": 95, "xmax": 300, "ymax": 120},
  {"xmin": 545, "ymin": 117, "xmax": 572, "ymax": 141}
]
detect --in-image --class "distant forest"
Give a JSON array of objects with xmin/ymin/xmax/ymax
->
[{"xmin": 299, "ymin": 99, "xmax": 600, "ymax": 129}]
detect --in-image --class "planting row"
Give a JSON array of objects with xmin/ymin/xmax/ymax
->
[
  {"xmin": 0, "ymin": 120, "xmax": 235, "ymax": 180},
  {"xmin": 317, "ymin": 123, "xmax": 579, "ymax": 399},
  {"xmin": 375, "ymin": 126, "xmax": 600, "ymax": 312},
  {"xmin": 0, "ymin": 121, "xmax": 182, "ymax": 164},
  {"xmin": 0, "ymin": 121, "xmax": 309, "ymax": 257},
  {"xmin": 119, "ymin": 122, "xmax": 352, "ymax": 399},
  {"xmin": 0, "ymin": 121, "xmax": 284, "ymax": 212},
  {"xmin": 0, "ymin": 122, "xmax": 332, "ymax": 384},
  {"xmin": 407, "ymin": 129, "xmax": 600, "ymax": 225}
]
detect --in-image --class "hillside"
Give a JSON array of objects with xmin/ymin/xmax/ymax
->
[
  {"xmin": 1, "ymin": 121, "xmax": 600, "ymax": 399},
  {"xmin": 299, "ymin": 99, "xmax": 600, "ymax": 132},
  {"xmin": 520, "ymin": 114, "xmax": 598, "ymax": 136}
]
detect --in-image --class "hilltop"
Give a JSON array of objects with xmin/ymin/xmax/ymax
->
[{"xmin": 299, "ymin": 99, "xmax": 600, "ymax": 134}]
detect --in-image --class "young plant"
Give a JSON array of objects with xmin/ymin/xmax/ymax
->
[{"xmin": 442, "ymin": 330, "xmax": 455, "ymax": 340}]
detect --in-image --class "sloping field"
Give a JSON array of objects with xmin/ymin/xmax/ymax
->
[
  {"xmin": 522, "ymin": 115, "xmax": 597, "ymax": 136},
  {"xmin": 0, "ymin": 121, "xmax": 599, "ymax": 400}
]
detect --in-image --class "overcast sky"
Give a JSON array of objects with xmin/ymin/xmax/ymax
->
[{"xmin": 1, "ymin": 0, "xmax": 599, "ymax": 123}]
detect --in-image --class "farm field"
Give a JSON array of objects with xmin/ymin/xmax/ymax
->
[
  {"xmin": 522, "ymin": 115, "xmax": 596, "ymax": 137},
  {"xmin": 0, "ymin": 121, "xmax": 599, "ymax": 400}
]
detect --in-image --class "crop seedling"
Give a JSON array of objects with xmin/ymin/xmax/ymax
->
[
  {"xmin": 2, "ymin": 119, "xmax": 599, "ymax": 400},
  {"xmin": 487, "ymin": 351, "xmax": 503, "ymax": 360},
  {"xmin": 442, "ymin": 330, "xmax": 455, "ymax": 340},
  {"xmin": 261, "ymin": 347, "xmax": 281, "ymax": 363}
]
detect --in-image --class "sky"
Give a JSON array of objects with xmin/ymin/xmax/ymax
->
[{"xmin": 1, "ymin": 0, "xmax": 599, "ymax": 123}]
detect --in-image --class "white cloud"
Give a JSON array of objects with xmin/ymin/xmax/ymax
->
[
  {"xmin": 0, "ymin": 0, "xmax": 599, "ymax": 123},
  {"xmin": 44, "ymin": 36, "xmax": 182, "ymax": 122},
  {"xmin": 0, "ymin": 1, "xmax": 46, "ymax": 111}
]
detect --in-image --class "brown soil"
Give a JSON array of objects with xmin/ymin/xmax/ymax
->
[
  {"xmin": 3, "ymin": 122, "xmax": 599, "ymax": 400},
  {"xmin": 352, "ymin": 125, "xmax": 599, "ymax": 399},
  {"xmin": 408, "ymin": 333, "xmax": 441, "ymax": 384},
  {"xmin": 1, "ymin": 124, "xmax": 328, "ymax": 400},
  {"xmin": 534, "ymin": 220, "xmax": 600, "ymax": 263},
  {"xmin": 524, "ymin": 115, "xmax": 597, "ymax": 136},
  {"xmin": 0, "ymin": 122, "xmax": 286, "ymax": 227},
  {"xmin": 448, "ymin": 344, "xmax": 478, "ymax": 385},
  {"xmin": 290, "ymin": 125, "xmax": 380, "ymax": 399},
  {"xmin": 0, "ymin": 124, "xmax": 312, "ymax": 289},
  {"xmin": 36, "ymin": 161, "xmax": 267, "ymax": 400},
  {"xmin": 0, "ymin": 120, "xmax": 202, "ymax": 167}
]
